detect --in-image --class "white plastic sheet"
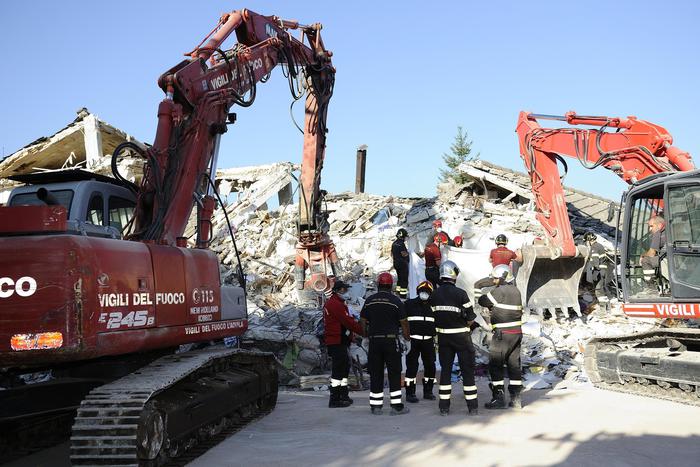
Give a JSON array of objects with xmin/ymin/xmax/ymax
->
[{"xmin": 444, "ymin": 246, "xmax": 492, "ymax": 303}]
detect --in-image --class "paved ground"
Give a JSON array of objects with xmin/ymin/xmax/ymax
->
[
  {"xmin": 8, "ymin": 379, "xmax": 700, "ymax": 467},
  {"xmin": 189, "ymin": 379, "xmax": 700, "ymax": 467}
]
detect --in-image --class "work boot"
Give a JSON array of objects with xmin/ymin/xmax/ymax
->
[
  {"xmin": 340, "ymin": 386, "xmax": 354, "ymax": 405},
  {"xmin": 484, "ymin": 388, "xmax": 506, "ymax": 410},
  {"xmin": 390, "ymin": 405, "xmax": 410, "ymax": 416},
  {"xmin": 371, "ymin": 407, "xmax": 383, "ymax": 416},
  {"xmin": 423, "ymin": 379, "xmax": 436, "ymax": 400},
  {"xmin": 467, "ymin": 400, "xmax": 479, "ymax": 416},
  {"xmin": 406, "ymin": 382, "xmax": 419, "ymax": 403},
  {"xmin": 439, "ymin": 398, "xmax": 450, "ymax": 416},
  {"xmin": 328, "ymin": 387, "xmax": 352, "ymax": 408},
  {"xmin": 508, "ymin": 388, "xmax": 522, "ymax": 409}
]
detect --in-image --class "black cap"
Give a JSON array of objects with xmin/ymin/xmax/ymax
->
[{"xmin": 332, "ymin": 280, "xmax": 351, "ymax": 292}]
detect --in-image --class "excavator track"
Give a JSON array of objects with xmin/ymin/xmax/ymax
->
[
  {"xmin": 70, "ymin": 347, "xmax": 277, "ymax": 466},
  {"xmin": 584, "ymin": 327, "xmax": 700, "ymax": 406}
]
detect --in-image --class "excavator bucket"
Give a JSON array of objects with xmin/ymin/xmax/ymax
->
[{"xmin": 515, "ymin": 245, "xmax": 588, "ymax": 316}]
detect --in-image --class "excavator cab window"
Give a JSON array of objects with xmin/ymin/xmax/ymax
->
[
  {"xmin": 666, "ymin": 184, "xmax": 700, "ymax": 298},
  {"xmin": 10, "ymin": 189, "xmax": 74, "ymax": 214},
  {"xmin": 108, "ymin": 196, "xmax": 135, "ymax": 234},
  {"xmin": 86, "ymin": 193, "xmax": 104, "ymax": 225},
  {"xmin": 622, "ymin": 189, "xmax": 664, "ymax": 300}
]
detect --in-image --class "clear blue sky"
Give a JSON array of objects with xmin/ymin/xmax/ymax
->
[{"xmin": 1, "ymin": 1, "xmax": 698, "ymax": 201}]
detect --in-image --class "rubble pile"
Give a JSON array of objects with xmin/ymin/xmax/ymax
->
[
  {"xmin": 201, "ymin": 159, "xmax": 637, "ymax": 389},
  {"xmin": 517, "ymin": 310, "xmax": 658, "ymax": 389}
]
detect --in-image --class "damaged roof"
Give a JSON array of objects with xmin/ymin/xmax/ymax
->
[
  {"xmin": 458, "ymin": 159, "xmax": 619, "ymax": 237},
  {"xmin": 0, "ymin": 108, "xmax": 144, "ymax": 179}
]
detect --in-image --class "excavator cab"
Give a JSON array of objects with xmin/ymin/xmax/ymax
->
[
  {"xmin": 620, "ymin": 171, "xmax": 700, "ymax": 305},
  {"xmin": 4, "ymin": 170, "xmax": 136, "ymax": 239},
  {"xmin": 585, "ymin": 170, "xmax": 700, "ymax": 404}
]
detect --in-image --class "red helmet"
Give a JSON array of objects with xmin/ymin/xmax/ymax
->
[
  {"xmin": 432, "ymin": 219, "xmax": 442, "ymax": 228},
  {"xmin": 416, "ymin": 280, "xmax": 434, "ymax": 294},
  {"xmin": 454, "ymin": 235, "xmax": 463, "ymax": 247},
  {"xmin": 434, "ymin": 232, "xmax": 448, "ymax": 245},
  {"xmin": 377, "ymin": 272, "xmax": 393, "ymax": 287}
]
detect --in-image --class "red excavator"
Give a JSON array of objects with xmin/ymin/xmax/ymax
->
[
  {"xmin": 0, "ymin": 8, "xmax": 334, "ymax": 464},
  {"xmin": 515, "ymin": 111, "xmax": 694, "ymax": 314},
  {"xmin": 516, "ymin": 111, "xmax": 700, "ymax": 405}
]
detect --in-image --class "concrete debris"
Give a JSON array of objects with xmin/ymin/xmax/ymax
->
[
  {"xmin": 517, "ymin": 308, "xmax": 658, "ymax": 389},
  {"xmin": 200, "ymin": 157, "xmax": 627, "ymax": 389}
]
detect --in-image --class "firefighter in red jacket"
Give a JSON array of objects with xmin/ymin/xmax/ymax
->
[
  {"xmin": 489, "ymin": 234, "xmax": 519, "ymax": 267},
  {"xmin": 423, "ymin": 235, "xmax": 442, "ymax": 287},
  {"xmin": 432, "ymin": 219, "xmax": 453, "ymax": 246},
  {"xmin": 324, "ymin": 280, "xmax": 365, "ymax": 408}
]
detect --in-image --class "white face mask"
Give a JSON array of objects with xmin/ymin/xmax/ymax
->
[
  {"xmin": 436, "ymin": 227, "xmax": 443, "ymax": 233},
  {"xmin": 419, "ymin": 292, "xmax": 430, "ymax": 301}
]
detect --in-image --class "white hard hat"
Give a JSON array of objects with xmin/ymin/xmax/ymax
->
[
  {"xmin": 490, "ymin": 264, "xmax": 514, "ymax": 283},
  {"xmin": 440, "ymin": 260, "xmax": 460, "ymax": 280}
]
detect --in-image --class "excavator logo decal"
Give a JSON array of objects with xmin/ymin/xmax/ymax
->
[
  {"xmin": 0, "ymin": 276, "xmax": 37, "ymax": 298},
  {"xmin": 210, "ymin": 59, "xmax": 264, "ymax": 91},
  {"xmin": 624, "ymin": 303, "xmax": 700, "ymax": 318}
]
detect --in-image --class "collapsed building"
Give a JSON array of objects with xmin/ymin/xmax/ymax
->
[{"xmin": 0, "ymin": 111, "xmax": 657, "ymax": 391}]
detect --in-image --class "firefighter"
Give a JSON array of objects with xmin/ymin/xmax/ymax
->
[
  {"xmin": 404, "ymin": 280, "xmax": 437, "ymax": 402},
  {"xmin": 431, "ymin": 260, "xmax": 479, "ymax": 416},
  {"xmin": 489, "ymin": 234, "xmax": 518, "ymax": 267},
  {"xmin": 583, "ymin": 232, "xmax": 613, "ymax": 310},
  {"xmin": 323, "ymin": 280, "xmax": 365, "ymax": 408},
  {"xmin": 432, "ymin": 219, "xmax": 453, "ymax": 246},
  {"xmin": 478, "ymin": 264, "xmax": 524, "ymax": 409},
  {"xmin": 392, "ymin": 228, "xmax": 410, "ymax": 299},
  {"xmin": 360, "ymin": 272, "xmax": 411, "ymax": 415},
  {"xmin": 423, "ymin": 235, "xmax": 442, "ymax": 287}
]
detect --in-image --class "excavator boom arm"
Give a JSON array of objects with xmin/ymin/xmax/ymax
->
[
  {"xmin": 516, "ymin": 110, "xmax": 694, "ymax": 255},
  {"xmin": 130, "ymin": 9, "xmax": 334, "ymax": 246}
]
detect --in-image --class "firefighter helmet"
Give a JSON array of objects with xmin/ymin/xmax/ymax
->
[
  {"xmin": 490, "ymin": 264, "xmax": 514, "ymax": 283},
  {"xmin": 434, "ymin": 232, "xmax": 449, "ymax": 245},
  {"xmin": 432, "ymin": 219, "xmax": 442, "ymax": 229},
  {"xmin": 584, "ymin": 231, "xmax": 597, "ymax": 243},
  {"xmin": 377, "ymin": 272, "xmax": 393, "ymax": 287},
  {"xmin": 453, "ymin": 235, "xmax": 463, "ymax": 247},
  {"xmin": 396, "ymin": 228, "xmax": 408, "ymax": 239},
  {"xmin": 440, "ymin": 260, "xmax": 460, "ymax": 280},
  {"xmin": 495, "ymin": 234, "xmax": 508, "ymax": 245},
  {"xmin": 416, "ymin": 280, "xmax": 434, "ymax": 294}
]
